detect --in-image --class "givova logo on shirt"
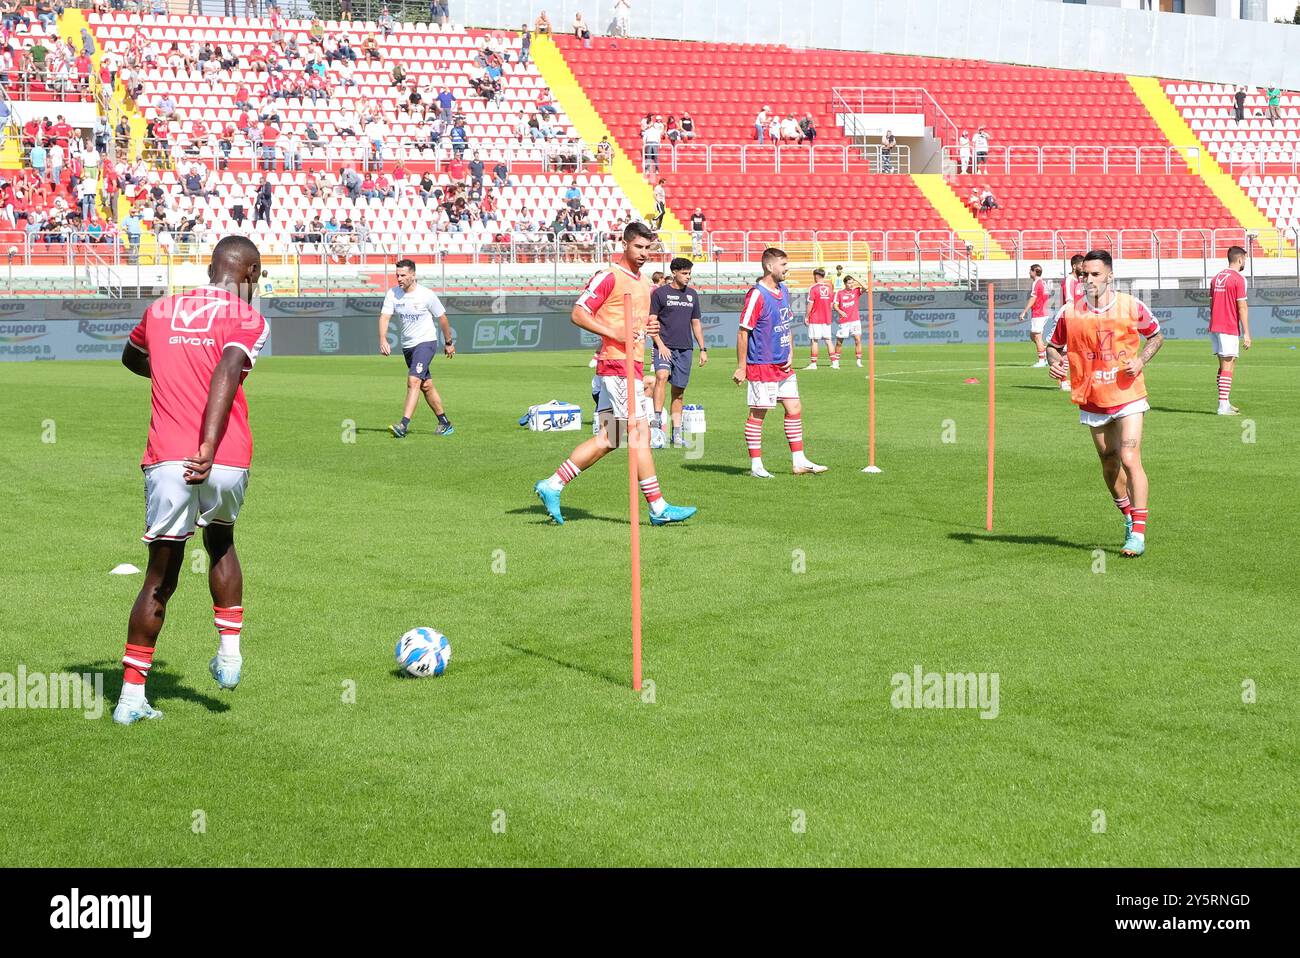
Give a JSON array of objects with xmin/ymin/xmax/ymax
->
[
  {"xmin": 473, "ymin": 317, "xmax": 542, "ymax": 349},
  {"xmin": 169, "ymin": 297, "xmax": 226, "ymax": 334}
]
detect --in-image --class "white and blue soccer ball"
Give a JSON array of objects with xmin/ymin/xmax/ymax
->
[{"xmin": 395, "ymin": 627, "xmax": 452, "ymax": 678}]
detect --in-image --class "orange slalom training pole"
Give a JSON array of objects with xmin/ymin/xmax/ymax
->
[
  {"xmin": 986, "ymin": 283, "xmax": 996, "ymax": 532},
  {"xmin": 624, "ymin": 291, "xmax": 643, "ymax": 690},
  {"xmin": 862, "ymin": 268, "xmax": 882, "ymax": 475}
]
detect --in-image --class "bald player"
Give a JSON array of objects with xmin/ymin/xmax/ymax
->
[{"xmin": 116, "ymin": 236, "xmax": 270, "ymax": 724}]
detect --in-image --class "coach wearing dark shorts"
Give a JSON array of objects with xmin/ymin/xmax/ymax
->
[
  {"xmin": 404, "ymin": 341, "xmax": 437, "ymax": 380},
  {"xmin": 649, "ymin": 256, "xmax": 707, "ymax": 448}
]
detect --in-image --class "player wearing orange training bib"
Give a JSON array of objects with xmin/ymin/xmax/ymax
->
[{"xmin": 1046, "ymin": 250, "xmax": 1164, "ymax": 558}]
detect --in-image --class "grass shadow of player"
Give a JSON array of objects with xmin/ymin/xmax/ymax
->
[
  {"xmin": 947, "ymin": 532, "xmax": 1105, "ymax": 551},
  {"xmin": 506, "ymin": 505, "xmax": 625, "ymax": 525},
  {"xmin": 682, "ymin": 463, "xmax": 752, "ymax": 476},
  {"xmin": 64, "ymin": 659, "xmax": 233, "ymax": 714},
  {"xmin": 356, "ymin": 427, "xmax": 406, "ymax": 434},
  {"xmin": 1147, "ymin": 405, "xmax": 1220, "ymax": 417},
  {"xmin": 1010, "ymin": 384, "xmax": 1064, "ymax": 392},
  {"xmin": 502, "ymin": 643, "xmax": 627, "ymax": 690}
]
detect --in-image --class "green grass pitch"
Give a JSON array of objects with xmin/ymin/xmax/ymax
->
[{"xmin": 0, "ymin": 341, "xmax": 1295, "ymax": 866}]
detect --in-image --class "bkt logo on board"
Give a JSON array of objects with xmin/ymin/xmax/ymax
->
[{"xmin": 473, "ymin": 317, "xmax": 543, "ymax": 349}]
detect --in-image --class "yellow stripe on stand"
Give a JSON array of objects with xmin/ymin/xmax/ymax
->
[
  {"xmin": 1128, "ymin": 75, "xmax": 1288, "ymax": 254},
  {"xmin": 910, "ymin": 174, "xmax": 1008, "ymax": 260},
  {"xmin": 530, "ymin": 35, "xmax": 686, "ymax": 246}
]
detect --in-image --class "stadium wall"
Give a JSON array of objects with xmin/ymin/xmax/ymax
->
[
  {"xmin": 463, "ymin": 0, "xmax": 1300, "ymax": 89},
  {"xmin": 6, "ymin": 289, "xmax": 1300, "ymax": 361}
]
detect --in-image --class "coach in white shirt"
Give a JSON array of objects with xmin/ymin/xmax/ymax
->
[{"xmin": 378, "ymin": 257, "xmax": 457, "ymax": 438}]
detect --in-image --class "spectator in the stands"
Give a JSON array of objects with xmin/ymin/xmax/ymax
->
[
  {"xmin": 447, "ymin": 153, "xmax": 469, "ymax": 185},
  {"xmin": 799, "ymin": 113, "xmax": 816, "ymax": 144},
  {"xmin": 958, "ymin": 131, "xmax": 972, "ymax": 174},
  {"xmin": 29, "ymin": 141, "xmax": 47, "ymax": 181},
  {"xmin": 1234, "ymin": 85, "xmax": 1247, "ymax": 124},
  {"xmin": 253, "ymin": 178, "xmax": 272, "ymax": 226},
  {"xmin": 362, "ymin": 33, "xmax": 381, "ymax": 62},
  {"xmin": 380, "ymin": 5, "xmax": 396, "ymax": 36},
  {"xmin": 689, "ymin": 207, "xmax": 706, "ymax": 257},
  {"xmin": 259, "ymin": 118, "xmax": 280, "ymax": 171},
  {"xmin": 431, "ymin": 1, "xmax": 449, "ymax": 27},
  {"xmin": 339, "ymin": 0, "xmax": 353, "ymax": 21},
  {"xmin": 596, "ymin": 135, "xmax": 613, "ymax": 170},
  {"xmin": 48, "ymin": 141, "xmax": 64, "ymax": 184},
  {"xmin": 642, "ymin": 115, "xmax": 662, "ymax": 173},
  {"xmin": 1266, "ymin": 86, "xmax": 1281, "ymax": 123},
  {"xmin": 364, "ymin": 115, "xmax": 389, "ymax": 169},
  {"xmin": 535, "ymin": 10, "xmax": 552, "ymax": 34},
  {"xmin": 768, "ymin": 112, "xmax": 782, "ymax": 144},
  {"xmin": 340, "ymin": 165, "xmax": 362, "ymax": 200},
  {"xmin": 755, "ymin": 105, "xmax": 769, "ymax": 144},
  {"xmin": 437, "ymin": 86, "xmax": 455, "ymax": 124},
  {"xmin": 122, "ymin": 208, "xmax": 143, "ymax": 260},
  {"xmin": 881, "ymin": 129, "xmax": 896, "ymax": 173},
  {"xmin": 972, "ymin": 126, "xmax": 989, "ymax": 173},
  {"xmin": 35, "ymin": 0, "xmax": 55, "ymax": 31},
  {"xmin": 492, "ymin": 158, "xmax": 511, "ymax": 188},
  {"xmin": 680, "ymin": 111, "xmax": 696, "ymax": 141},
  {"xmin": 308, "ymin": 18, "xmax": 325, "ymax": 46},
  {"xmin": 450, "ymin": 119, "xmax": 469, "ymax": 158},
  {"xmin": 536, "ymin": 89, "xmax": 558, "ymax": 117},
  {"xmin": 979, "ymin": 185, "xmax": 998, "ymax": 213},
  {"xmin": 391, "ymin": 61, "xmax": 407, "ymax": 88},
  {"xmin": 574, "ymin": 11, "xmax": 592, "ymax": 48},
  {"xmin": 780, "ymin": 114, "xmax": 800, "ymax": 143},
  {"xmin": 418, "ymin": 171, "xmax": 437, "ymax": 205},
  {"xmin": 520, "ymin": 25, "xmax": 532, "ymax": 65},
  {"xmin": 468, "ymin": 151, "xmax": 486, "ymax": 187}
]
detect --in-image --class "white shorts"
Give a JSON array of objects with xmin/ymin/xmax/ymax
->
[
  {"xmin": 1079, "ymin": 398, "xmax": 1150, "ymax": 428},
  {"xmin": 1211, "ymin": 333, "xmax": 1240, "ymax": 358},
  {"xmin": 747, "ymin": 373, "xmax": 800, "ymax": 409},
  {"xmin": 807, "ymin": 323, "xmax": 832, "ymax": 342},
  {"xmin": 837, "ymin": 320, "xmax": 862, "ymax": 339},
  {"xmin": 595, "ymin": 374, "xmax": 652, "ymax": 421},
  {"xmin": 142, "ymin": 462, "xmax": 249, "ymax": 543},
  {"xmin": 1030, "ymin": 314, "xmax": 1048, "ymax": 334}
]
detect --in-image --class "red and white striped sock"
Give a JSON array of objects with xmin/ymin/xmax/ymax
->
[
  {"xmin": 783, "ymin": 415, "xmax": 804, "ymax": 453},
  {"xmin": 1037, "ymin": 349, "xmax": 1047, "ymax": 361},
  {"xmin": 639, "ymin": 475, "xmax": 664, "ymax": 513},
  {"xmin": 1113, "ymin": 495, "xmax": 1132, "ymax": 517},
  {"xmin": 122, "ymin": 642, "xmax": 155, "ymax": 689},
  {"xmin": 855, "ymin": 345, "xmax": 863, "ymax": 361},
  {"xmin": 1130, "ymin": 508, "xmax": 1148, "ymax": 537},
  {"xmin": 744, "ymin": 417, "xmax": 763, "ymax": 459},
  {"xmin": 214, "ymin": 605, "xmax": 243, "ymax": 657},
  {"xmin": 549, "ymin": 458, "xmax": 581, "ymax": 487},
  {"xmin": 1217, "ymin": 370, "xmax": 1233, "ymax": 404}
]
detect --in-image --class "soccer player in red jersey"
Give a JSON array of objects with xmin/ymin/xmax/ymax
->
[
  {"xmin": 804, "ymin": 267, "xmax": 834, "ymax": 369},
  {"xmin": 1018, "ymin": 264, "xmax": 1051, "ymax": 367},
  {"xmin": 115, "ymin": 237, "xmax": 269, "ymax": 725},
  {"xmin": 534, "ymin": 223, "xmax": 696, "ymax": 525},
  {"xmin": 1046, "ymin": 250, "xmax": 1164, "ymax": 558},
  {"xmin": 831, "ymin": 275, "xmax": 865, "ymax": 369},
  {"xmin": 1208, "ymin": 245, "xmax": 1252, "ymax": 415}
]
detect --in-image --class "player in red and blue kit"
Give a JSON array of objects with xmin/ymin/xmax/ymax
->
[
  {"xmin": 733, "ymin": 247, "xmax": 827, "ymax": 478},
  {"xmin": 116, "ymin": 236, "xmax": 269, "ymax": 725}
]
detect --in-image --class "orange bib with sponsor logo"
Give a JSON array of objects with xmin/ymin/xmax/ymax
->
[
  {"xmin": 1062, "ymin": 292, "xmax": 1149, "ymax": 409},
  {"xmin": 597, "ymin": 263, "xmax": 653, "ymax": 364}
]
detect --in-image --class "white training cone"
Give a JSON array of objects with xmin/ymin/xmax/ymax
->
[
  {"xmin": 110, "ymin": 563, "xmax": 141, "ymax": 575},
  {"xmin": 861, "ymin": 466, "xmax": 883, "ymax": 474}
]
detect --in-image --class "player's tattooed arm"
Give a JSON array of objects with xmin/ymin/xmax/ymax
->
[
  {"xmin": 1130, "ymin": 331, "xmax": 1164, "ymax": 374},
  {"xmin": 121, "ymin": 342, "xmax": 151, "ymax": 379}
]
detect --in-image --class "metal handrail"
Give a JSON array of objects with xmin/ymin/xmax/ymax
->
[
  {"xmin": 943, "ymin": 143, "xmax": 1199, "ymax": 176},
  {"xmin": 663, "ymin": 142, "xmax": 910, "ymax": 175},
  {"xmin": 1, "ymin": 226, "xmax": 1293, "ymax": 268},
  {"xmin": 831, "ymin": 87, "xmax": 960, "ymax": 149}
]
